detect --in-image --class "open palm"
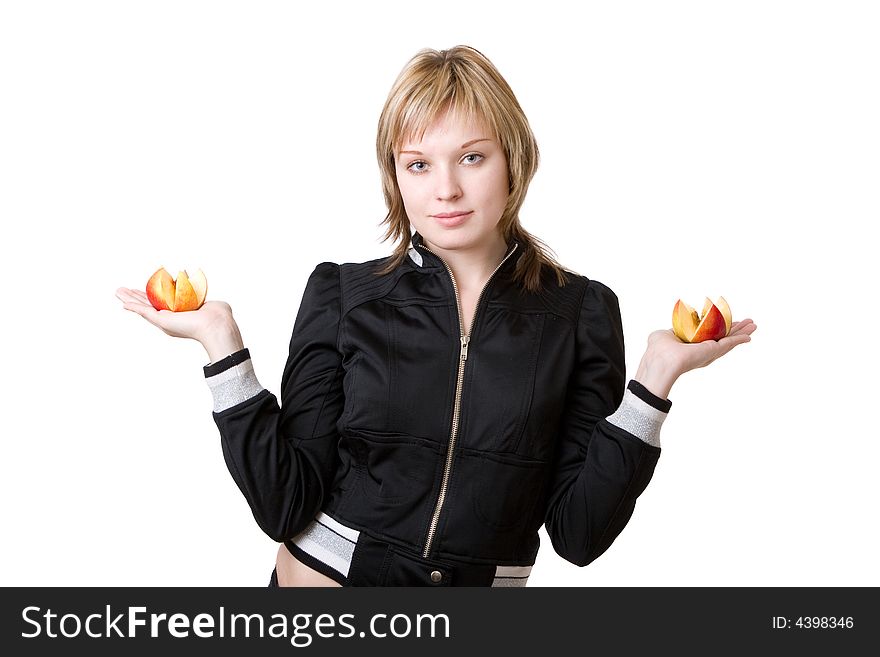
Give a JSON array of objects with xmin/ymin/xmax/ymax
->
[
  {"xmin": 115, "ymin": 287, "xmax": 232, "ymax": 342},
  {"xmin": 648, "ymin": 318, "xmax": 758, "ymax": 376}
]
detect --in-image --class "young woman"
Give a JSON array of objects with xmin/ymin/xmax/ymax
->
[{"xmin": 116, "ymin": 45, "xmax": 757, "ymax": 587}]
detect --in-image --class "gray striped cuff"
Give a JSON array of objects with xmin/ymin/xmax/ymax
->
[
  {"xmin": 205, "ymin": 358, "xmax": 265, "ymax": 413},
  {"xmin": 289, "ymin": 511, "xmax": 360, "ymax": 580},
  {"xmin": 606, "ymin": 388, "xmax": 667, "ymax": 448}
]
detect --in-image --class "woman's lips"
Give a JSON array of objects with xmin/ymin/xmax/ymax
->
[{"xmin": 432, "ymin": 211, "xmax": 473, "ymax": 227}]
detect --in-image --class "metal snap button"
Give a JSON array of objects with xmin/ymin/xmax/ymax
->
[{"xmin": 430, "ymin": 570, "xmax": 442, "ymax": 583}]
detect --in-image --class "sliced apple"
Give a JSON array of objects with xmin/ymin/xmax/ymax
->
[
  {"xmin": 146, "ymin": 267, "xmax": 175, "ymax": 311},
  {"xmin": 701, "ymin": 297, "xmax": 713, "ymax": 319},
  {"xmin": 672, "ymin": 297, "xmax": 732, "ymax": 343},
  {"xmin": 672, "ymin": 299, "xmax": 698, "ymax": 342},
  {"xmin": 189, "ymin": 268, "xmax": 208, "ymax": 307},
  {"xmin": 716, "ymin": 296, "xmax": 732, "ymax": 335},
  {"xmin": 691, "ymin": 302, "xmax": 727, "ymax": 342},
  {"xmin": 145, "ymin": 267, "xmax": 208, "ymax": 312},
  {"xmin": 173, "ymin": 270, "xmax": 199, "ymax": 312}
]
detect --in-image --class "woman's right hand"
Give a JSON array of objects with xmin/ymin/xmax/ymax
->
[{"xmin": 115, "ymin": 287, "xmax": 241, "ymax": 356}]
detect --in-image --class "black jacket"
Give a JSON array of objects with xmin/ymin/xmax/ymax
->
[{"xmin": 204, "ymin": 231, "xmax": 665, "ymax": 586}]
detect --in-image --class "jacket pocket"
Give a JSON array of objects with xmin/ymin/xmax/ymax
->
[
  {"xmin": 438, "ymin": 450, "xmax": 548, "ymax": 561},
  {"xmin": 340, "ymin": 430, "xmax": 440, "ymax": 544},
  {"xmin": 473, "ymin": 455, "xmax": 546, "ymax": 532},
  {"xmin": 348, "ymin": 435, "xmax": 417, "ymax": 505}
]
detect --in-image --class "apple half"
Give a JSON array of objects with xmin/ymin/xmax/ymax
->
[
  {"xmin": 672, "ymin": 296, "xmax": 732, "ymax": 343},
  {"xmin": 146, "ymin": 267, "xmax": 208, "ymax": 312}
]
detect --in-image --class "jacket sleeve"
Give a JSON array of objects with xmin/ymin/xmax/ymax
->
[
  {"xmin": 543, "ymin": 279, "xmax": 665, "ymax": 567},
  {"xmin": 203, "ymin": 262, "xmax": 345, "ymax": 543}
]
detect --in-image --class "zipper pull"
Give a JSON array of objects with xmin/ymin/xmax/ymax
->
[{"xmin": 460, "ymin": 335, "xmax": 470, "ymax": 361}]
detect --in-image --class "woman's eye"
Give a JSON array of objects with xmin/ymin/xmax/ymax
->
[{"xmin": 406, "ymin": 154, "xmax": 483, "ymax": 174}]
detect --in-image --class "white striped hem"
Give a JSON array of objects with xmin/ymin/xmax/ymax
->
[
  {"xmin": 291, "ymin": 511, "xmax": 534, "ymax": 586},
  {"xmin": 492, "ymin": 565, "xmax": 532, "ymax": 587},
  {"xmin": 290, "ymin": 511, "xmax": 360, "ymax": 579}
]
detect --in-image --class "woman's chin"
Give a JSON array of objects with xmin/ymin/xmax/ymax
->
[{"xmin": 422, "ymin": 233, "xmax": 472, "ymax": 253}]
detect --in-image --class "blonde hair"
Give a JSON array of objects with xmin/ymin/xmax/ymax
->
[{"xmin": 374, "ymin": 45, "xmax": 572, "ymax": 291}]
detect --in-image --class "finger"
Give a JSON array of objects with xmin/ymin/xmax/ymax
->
[
  {"xmin": 118, "ymin": 295, "xmax": 153, "ymax": 314},
  {"xmin": 684, "ymin": 331, "xmax": 753, "ymax": 370},
  {"xmin": 728, "ymin": 319, "xmax": 756, "ymax": 337},
  {"xmin": 717, "ymin": 334, "xmax": 752, "ymax": 353},
  {"xmin": 120, "ymin": 301, "xmax": 150, "ymax": 318},
  {"xmin": 705, "ymin": 330, "xmax": 749, "ymax": 351},
  {"xmin": 117, "ymin": 291, "xmax": 161, "ymax": 319},
  {"xmin": 116, "ymin": 287, "xmax": 150, "ymax": 304},
  {"xmin": 124, "ymin": 304, "xmax": 176, "ymax": 332},
  {"xmin": 733, "ymin": 321, "xmax": 757, "ymax": 336},
  {"xmin": 117, "ymin": 288, "xmax": 160, "ymax": 315},
  {"xmin": 115, "ymin": 288, "xmax": 143, "ymax": 305}
]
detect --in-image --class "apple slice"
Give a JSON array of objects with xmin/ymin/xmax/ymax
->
[
  {"xmin": 146, "ymin": 267, "xmax": 175, "ymax": 311},
  {"xmin": 716, "ymin": 296, "xmax": 732, "ymax": 335},
  {"xmin": 189, "ymin": 268, "xmax": 208, "ymax": 307},
  {"xmin": 173, "ymin": 270, "xmax": 199, "ymax": 312},
  {"xmin": 672, "ymin": 299, "xmax": 699, "ymax": 342},
  {"xmin": 690, "ymin": 301, "xmax": 727, "ymax": 343}
]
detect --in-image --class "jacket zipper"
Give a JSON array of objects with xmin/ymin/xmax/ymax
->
[{"xmin": 417, "ymin": 240, "xmax": 519, "ymax": 558}]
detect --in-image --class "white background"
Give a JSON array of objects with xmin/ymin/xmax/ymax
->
[{"xmin": 1, "ymin": 0, "xmax": 877, "ymax": 587}]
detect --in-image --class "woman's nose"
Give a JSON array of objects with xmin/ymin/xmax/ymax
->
[{"xmin": 434, "ymin": 166, "xmax": 463, "ymax": 201}]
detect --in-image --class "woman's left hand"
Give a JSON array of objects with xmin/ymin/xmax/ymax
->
[
  {"xmin": 648, "ymin": 318, "xmax": 758, "ymax": 378},
  {"xmin": 634, "ymin": 318, "xmax": 757, "ymax": 403}
]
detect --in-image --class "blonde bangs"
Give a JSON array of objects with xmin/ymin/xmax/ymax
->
[{"xmin": 388, "ymin": 61, "xmax": 500, "ymax": 156}]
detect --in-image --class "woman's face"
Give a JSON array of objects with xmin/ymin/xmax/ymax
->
[{"xmin": 395, "ymin": 108, "xmax": 509, "ymax": 258}]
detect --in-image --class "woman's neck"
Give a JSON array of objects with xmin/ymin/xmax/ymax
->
[{"xmin": 424, "ymin": 234, "xmax": 510, "ymax": 291}]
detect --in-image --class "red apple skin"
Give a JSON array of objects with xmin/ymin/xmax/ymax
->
[
  {"xmin": 146, "ymin": 268, "xmax": 175, "ymax": 311},
  {"xmin": 690, "ymin": 303, "xmax": 728, "ymax": 343}
]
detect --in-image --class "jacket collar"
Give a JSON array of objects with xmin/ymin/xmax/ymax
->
[{"xmin": 408, "ymin": 230, "xmax": 522, "ymax": 273}]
